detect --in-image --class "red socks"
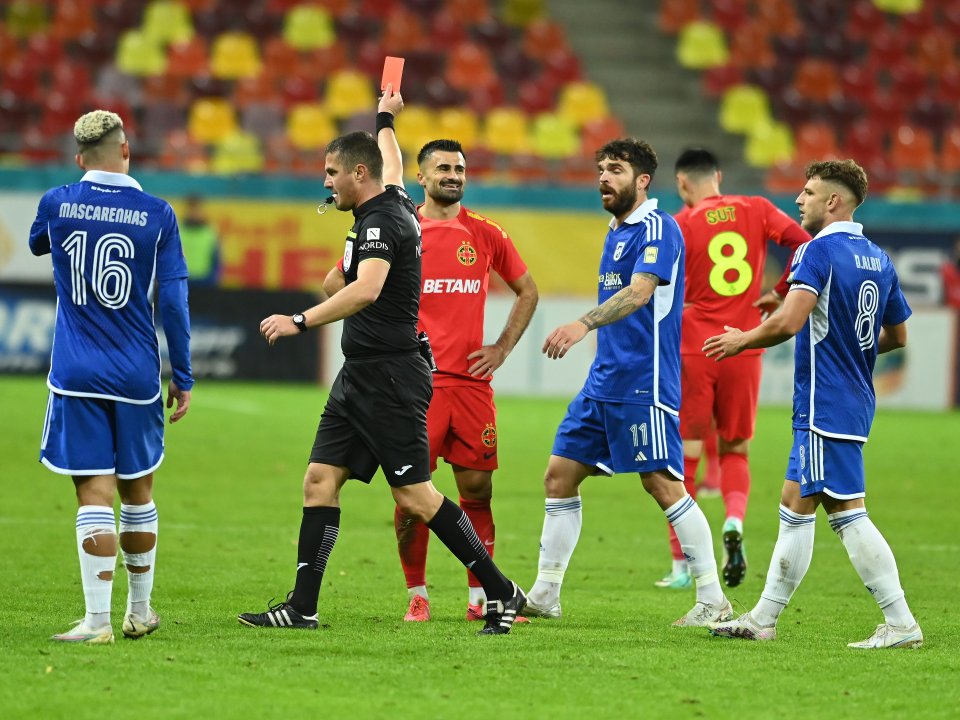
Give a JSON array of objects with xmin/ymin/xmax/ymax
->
[
  {"xmin": 720, "ymin": 452, "xmax": 750, "ymax": 521},
  {"xmin": 459, "ymin": 497, "xmax": 494, "ymax": 588}
]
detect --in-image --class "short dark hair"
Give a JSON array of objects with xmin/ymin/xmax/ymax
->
[
  {"xmin": 596, "ymin": 138, "xmax": 658, "ymax": 182},
  {"xmin": 326, "ymin": 131, "xmax": 383, "ymax": 181},
  {"xmin": 675, "ymin": 147, "xmax": 720, "ymax": 175},
  {"xmin": 805, "ymin": 159, "xmax": 868, "ymax": 207},
  {"xmin": 417, "ymin": 139, "xmax": 464, "ymax": 166}
]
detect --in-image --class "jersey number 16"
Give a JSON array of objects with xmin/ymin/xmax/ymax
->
[{"xmin": 63, "ymin": 230, "xmax": 135, "ymax": 309}]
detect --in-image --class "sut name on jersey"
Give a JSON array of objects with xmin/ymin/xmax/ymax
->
[
  {"xmin": 59, "ymin": 202, "xmax": 149, "ymax": 226},
  {"xmin": 422, "ymin": 278, "xmax": 482, "ymax": 294}
]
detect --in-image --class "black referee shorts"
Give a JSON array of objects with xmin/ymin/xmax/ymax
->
[{"xmin": 310, "ymin": 352, "xmax": 432, "ymax": 487}]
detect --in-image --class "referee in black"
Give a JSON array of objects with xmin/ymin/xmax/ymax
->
[{"xmin": 239, "ymin": 86, "xmax": 526, "ymax": 635}]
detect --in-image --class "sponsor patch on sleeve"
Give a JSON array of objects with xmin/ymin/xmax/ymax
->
[
  {"xmin": 644, "ymin": 246, "xmax": 658, "ymax": 263},
  {"xmin": 367, "ymin": 227, "xmax": 380, "ymax": 240}
]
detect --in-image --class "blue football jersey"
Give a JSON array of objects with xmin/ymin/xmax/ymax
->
[
  {"xmin": 29, "ymin": 170, "xmax": 189, "ymax": 403},
  {"xmin": 787, "ymin": 221, "xmax": 911, "ymax": 441},
  {"xmin": 581, "ymin": 199, "xmax": 684, "ymax": 413}
]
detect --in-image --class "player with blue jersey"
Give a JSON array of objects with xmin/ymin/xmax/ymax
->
[
  {"xmin": 29, "ymin": 110, "xmax": 193, "ymax": 644},
  {"xmin": 705, "ymin": 160, "xmax": 923, "ymax": 649},
  {"xmin": 525, "ymin": 138, "xmax": 732, "ymax": 627}
]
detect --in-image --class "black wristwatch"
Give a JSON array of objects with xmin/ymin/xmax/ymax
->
[{"xmin": 291, "ymin": 313, "xmax": 308, "ymax": 332}]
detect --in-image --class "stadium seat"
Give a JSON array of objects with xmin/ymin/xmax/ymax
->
[
  {"xmin": 465, "ymin": 83, "xmax": 506, "ymax": 115},
  {"xmin": 505, "ymin": 153, "xmax": 549, "ymax": 183},
  {"xmin": 755, "ymin": 0, "xmax": 801, "ymax": 35},
  {"xmin": 165, "ymin": 36, "xmax": 209, "ymax": 77},
  {"xmin": 530, "ymin": 112, "xmax": 579, "ymax": 159},
  {"xmin": 333, "ymin": 12, "xmax": 381, "ymax": 46},
  {"xmin": 446, "ymin": 43, "xmax": 498, "ymax": 92},
  {"xmin": 24, "ymin": 33, "xmax": 64, "ymax": 68},
  {"xmin": 158, "ymin": 130, "xmax": 207, "ymax": 172},
  {"xmin": 187, "ymin": 97, "xmax": 238, "ymax": 144},
  {"xmin": 558, "ymin": 82, "xmax": 609, "ymax": 129},
  {"xmin": 940, "ymin": 126, "xmax": 960, "ymax": 174},
  {"xmin": 6, "ymin": 1, "xmax": 48, "ymax": 37},
  {"xmin": 482, "ymin": 107, "xmax": 530, "ymax": 155},
  {"xmin": 847, "ymin": 0, "xmax": 887, "ymax": 40},
  {"xmin": 937, "ymin": 66, "xmax": 960, "ymax": 104},
  {"xmin": 503, "ymin": 0, "xmax": 546, "ymax": 28},
  {"xmin": 380, "ymin": 7, "xmax": 426, "ymax": 52},
  {"xmin": 474, "ymin": 17, "xmax": 515, "ymax": 51},
  {"xmin": 792, "ymin": 58, "xmax": 840, "ymax": 103},
  {"xmin": 580, "ymin": 116, "xmax": 626, "ymax": 155},
  {"xmin": 116, "ymin": 30, "xmax": 168, "ymax": 77},
  {"xmin": 302, "ymin": 42, "xmax": 349, "ymax": 80},
  {"xmin": 719, "ymin": 85, "xmax": 771, "ymax": 135},
  {"xmin": 709, "ymin": 0, "xmax": 749, "ymax": 32},
  {"xmin": 744, "ymin": 121, "xmax": 794, "ymax": 168},
  {"xmin": 142, "ymin": 99, "xmax": 188, "ymax": 138},
  {"xmin": 444, "ymin": 0, "xmax": 491, "ymax": 25},
  {"xmin": 557, "ymin": 154, "xmax": 600, "ymax": 185},
  {"xmin": 844, "ymin": 120, "xmax": 888, "ymax": 163},
  {"xmin": 423, "ymin": 76, "xmax": 469, "ymax": 109},
  {"xmin": 233, "ymin": 74, "xmax": 276, "ymax": 108},
  {"xmin": 676, "ymin": 20, "xmax": 729, "ymax": 69},
  {"xmin": 658, "ymin": 0, "xmax": 701, "ymax": 34},
  {"xmin": 543, "ymin": 48, "xmax": 583, "ymax": 86},
  {"xmin": 211, "ymin": 130, "xmax": 264, "ymax": 175},
  {"xmin": 794, "ymin": 121, "xmax": 840, "ymax": 162},
  {"xmin": 522, "ymin": 19, "xmax": 568, "ymax": 61},
  {"xmin": 911, "ymin": 96, "xmax": 954, "ymax": 135},
  {"xmin": 839, "ymin": 64, "xmax": 878, "ymax": 105},
  {"xmin": 869, "ymin": 27, "xmax": 909, "ymax": 69},
  {"xmin": 429, "ymin": 9, "xmax": 468, "ymax": 45},
  {"xmin": 283, "ymin": 4, "xmax": 335, "ymax": 50},
  {"xmin": 50, "ymin": 60, "xmax": 92, "ymax": 97},
  {"xmin": 437, "ymin": 108, "xmax": 481, "ymax": 150},
  {"xmin": 891, "ymin": 124, "xmax": 936, "ymax": 173},
  {"xmin": 517, "ymin": 78, "xmax": 558, "ymax": 115},
  {"xmin": 728, "ymin": 21, "xmax": 775, "ymax": 69},
  {"xmin": 702, "ymin": 65, "xmax": 744, "ymax": 98},
  {"xmin": 210, "ymin": 32, "xmax": 262, "ymax": 79},
  {"xmin": 142, "ymin": 0, "xmax": 194, "ymax": 45},
  {"xmin": 889, "ymin": 62, "xmax": 931, "ymax": 105},
  {"xmin": 240, "ymin": 102, "xmax": 285, "ymax": 141},
  {"xmin": 287, "ymin": 103, "xmax": 337, "ymax": 150},
  {"xmin": 39, "ymin": 91, "xmax": 84, "ymax": 137},
  {"xmin": 916, "ymin": 29, "xmax": 957, "ymax": 77},
  {"xmin": 772, "ymin": 34, "xmax": 809, "ymax": 65},
  {"xmin": 95, "ymin": 67, "xmax": 144, "ymax": 107},
  {"xmin": 280, "ymin": 76, "xmax": 319, "ymax": 108},
  {"xmin": 394, "ymin": 105, "xmax": 437, "ymax": 155},
  {"xmin": 764, "ymin": 160, "xmax": 805, "ymax": 195},
  {"xmin": 325, "ymin": 69, "xmax": 376, "ymax": 119}
]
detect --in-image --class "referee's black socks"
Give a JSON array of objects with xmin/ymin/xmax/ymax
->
[
  {"xmin": 427, "ymin": 497, "xmax": 512, "ymax": 600},
  {"xmin": 290, "ymin": 506, "xmax": 341, "ymax": 616}
]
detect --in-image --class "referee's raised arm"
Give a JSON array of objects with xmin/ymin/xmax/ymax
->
[{"xmin": 376, "ymin": 84, "xmax": 404, "ymax": 188}]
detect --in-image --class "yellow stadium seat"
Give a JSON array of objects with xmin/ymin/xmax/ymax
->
[
  {"xmin": 115, "ymin": 31, "xmax": 168, "ymax": 77},
  {"xmin": 437, "ymin": 108, "xmax": 480, "ymax": 150},
  {"xmin": 745, "ymin": 121, "xmax": 795, "ymax": 168},
  {"xmin": 531, "ymin": 112, "xmax": 579, "ymax": 159},
  {"xmin": 210, "ymin": 32, "xmax": 261, "ymax": 79},
  {"xmin": 212, "ymin": 131, "xmax": 265, "ymax": 175},
  {"xmin": 482, "ymin": 108, "xmax": 530, "ymax": 155},
  {"xmin": 188, "ymin": 98, "xmax": 238, "ymax": 144},
  {"xmin": 6, "ymin": 1, "xmax": 48, "ymax": 37},
  {"xmin": 283, "ymin": 5, "xmax": 335, "ymax": 50},
  {"xmin": 557, "ymin": 82, "xmax": 609, "ymax": 129},
  {"xmin": 503, "ymin": 0, "xmax": 545, "ymax": 27},
  {"xmin": 676, "ymin": 20, "xmax": 729, "ymax": 69},
  {"xmin": 872, "ymin": 0, "xmax": 922, "ymax": 13},
  {"xmin": 719, "ymin": 84, "xmax": 771, "ymax": 135},
  {"xmin": 142, "ymin": 0, "xmax": 194, "ymax": 45},
  {"xmin": 325, "ymin": 70, "xmax": 375, "ymax": 119},
  {"xmin": 395, "ymin": 105, "xmax": 437, "ymax": 156},
  {"xmin": 287, "ymin": 103, "xmax": 337, "ymax": 150}
]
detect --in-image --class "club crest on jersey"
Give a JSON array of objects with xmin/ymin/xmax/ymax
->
[
  {"xmin": 481, "ymin": 423, "xmax": 497, "ymax": 447},
  {"xmin": 613, "ymin": 241, "xmax": 625, "ymax": 261},
  {"xmin": 457, "ymin": 240, "xmax": 477, "ymax": 266}
]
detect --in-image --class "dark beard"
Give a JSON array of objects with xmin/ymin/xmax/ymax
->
[
  {"xmin": 605, "ymin": 185, "xmax": 638, "ymax": 218},
  {"xmin": 429, "ymin": 185, "xmax": 464, "ymax": 204}
]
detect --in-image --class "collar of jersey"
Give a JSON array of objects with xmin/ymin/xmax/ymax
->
[
  {"xmin": 813, "ymin": 220, "xmax": 863, "ymax": 240},
  {"xmin": 608, "ymin": 197, "xmax": 658, "ymax": 229},
  {"xmin": 80, "ymin": 170, "xmax": 143, "ymax": 191}
]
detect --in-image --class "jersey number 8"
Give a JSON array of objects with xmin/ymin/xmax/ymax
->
[
  {"xmin": 707, "ymin": 231, "xmax": 753, "ymax": 297},
  {"xmin": 63, "ymin": 230, "xmax": 135, "ymax": 309}
]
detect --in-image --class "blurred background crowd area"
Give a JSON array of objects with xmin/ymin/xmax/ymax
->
[{"xmin": 2, "ymin": 0, "xmax": 959, "ymax": 197}]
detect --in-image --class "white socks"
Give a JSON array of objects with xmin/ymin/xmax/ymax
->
[
  {"xmin": 120, "ymin": 501, "xmax": 159, "ymax": 618},
  {"xmin": 76, "ymin": 505, "xmax": 117, "ymax": 628},
  {"xmin": 664, "ymin": 495, "xmax": 723, "ymax": 605},
  {"xmin": 408, "ymin": 585, "xmax": 428, "ymax": 601},
  {"xmin": 753, "ymin": 505, "xmax": 816, "ymax": 627},
  {"xmin": 528, "ymin": 497, "xmax": 582, "ymax": 605},
  {"xmin": 829, "ymin": 508, "xmax": 916, "ymax": 628}
]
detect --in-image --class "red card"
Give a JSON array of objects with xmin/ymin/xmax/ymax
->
[{"xmin": 381, "ymin": 56, "xmax": 405, "ymax": 93}]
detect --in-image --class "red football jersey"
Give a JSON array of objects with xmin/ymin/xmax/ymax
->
[
  {"xmin": 676, "ymin": 195, "xmax": 809, "ymax": 355},
  {"xmin": 418, "ymin": 205, "xmax": 528, "ymax": 386}
]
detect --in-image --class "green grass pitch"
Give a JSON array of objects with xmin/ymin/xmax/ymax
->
[{"xmin": 0, "ymin": 376, "xmax": 957, "ymax": 719}]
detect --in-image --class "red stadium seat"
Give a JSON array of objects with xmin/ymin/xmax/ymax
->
[
  {"xmin": 728, "ymin": 21, "xmax": 775, "ymax": 69},
  {"xmin": 844, "ymin": 120, "xmax": 888, "ymax": 164},
  {"xmin": 890, "ymin": 124, "xmax": 937, "ymax": 173},
  {"xmin": 658, "ymin": 0, "xmax": 702, "ymax": 34},
  {"xmin": 940, "ymin": 126, "xmax": 960, "ymax": 174},
  {"xmin": 889, "ymin": 62, "xmax": 931, "ymax": 105},
  {"xmin": 847, "ymin": 0, "xmax": 887, "ymax": 41},
  {"xmin": 794, "ymin": 122, "xmax": 840, "ymax": 163},
  {"xmin": 839, "ymin": 64, "xmax": 879, "ymax": 106},
  {"xmin": 51, "ymin": 0, "xmax": 97, "ymax": 41},
  {"xmin": 702, "ymin": 65, "xmax": 744, "ymax": 98},
  {"xmin": 792, "ymin": 58, "xmax": 840, "ymax": 103},
  {"xmin": 915, "ymin": 29, "xmax": 957, "ymax": 77},
  {"xmin": 166, "ymin": 37, "xmax": 209, "ymax": 78},
  {"xmin": 446, "ymin": 43, "xmax": 498, "ymax": 92},
  {"xmin": 233, "ymin": 74, "xmax": 276, "ymax": 108},
  {"xmin": 522, "ymin": 19, "xmax": 568, "ymax": 61},
  {"xmin": 709, "ymin": 0, "xmax": 749, "ymax": 32},
  {"xmin": 380, "ymin": 7, "xmax": 426, "ymax": 53}
]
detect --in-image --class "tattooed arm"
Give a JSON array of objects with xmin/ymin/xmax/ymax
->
[{"xmin": 542, "ymin": 272, "xmax": 660, "ymax": 359}]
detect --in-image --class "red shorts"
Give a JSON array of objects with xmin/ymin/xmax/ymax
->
[
  {"xmin": 680, "ymin": 352, "xmax": 762, "ymax": 442},
  {"xmin": 427, "ymin": 384, "xmax": 498, "ymax": 472}
]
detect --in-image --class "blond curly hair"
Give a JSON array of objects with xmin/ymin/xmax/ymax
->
[{"xmin": 74, "ymin": 110, "xmax": 124, "ymax": 146}]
